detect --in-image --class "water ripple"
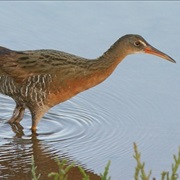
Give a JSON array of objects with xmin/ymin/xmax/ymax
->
[{"xmin": 0, "ymin": 73, "xmax": 179, "ymax": 179}]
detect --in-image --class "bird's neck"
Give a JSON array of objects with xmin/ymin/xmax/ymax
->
[
  {"xmin": 87, "ymin": 41, "xmax": 128, "ymax": 85},
  {"xmin": 47, "ymin": 41, "xmax": 128, "ymax": 106}
]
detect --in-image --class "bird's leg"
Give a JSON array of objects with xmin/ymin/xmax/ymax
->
[
  {"xmin": 29, "ymin": 106, "xmax": 50, "ymax": 133},
  {"xmin": 8, "ymin": 105, "xmax": 20, "ymax": 122},
  {"xmin": 8, "ymin": 104, "xmax": 25, "ymax": 123},
  {"xmin": 14, "ymin": 106, "xmax": 25, "ymax": 123},
  {"xmin": 31, "ymin": 111, "xmax": 46, "ymax": 132}
]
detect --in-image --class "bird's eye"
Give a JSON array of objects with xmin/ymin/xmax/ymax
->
[{"xmin": 134, "ymin": 41, "xmax": 141, "ymax": 47}]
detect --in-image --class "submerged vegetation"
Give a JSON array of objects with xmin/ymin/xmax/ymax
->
[{"xmin": 31, "ymin": 143, "xmax": 180, "ymax": 180}]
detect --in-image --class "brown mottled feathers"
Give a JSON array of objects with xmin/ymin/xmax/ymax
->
[
  {"xmin": 0, "ymin": 35, "xmax": 175, "ymax": 132},
  {"xmin": 0, "ymin": 46, "xmax": 87, "ymax": 83}
]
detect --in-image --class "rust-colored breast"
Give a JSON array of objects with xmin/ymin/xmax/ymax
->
[{"xmin": 46, "ymin": 68, "xmax": 112, "ymax": 107}]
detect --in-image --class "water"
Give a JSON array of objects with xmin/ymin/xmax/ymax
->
[{"xmin": 0, "ymin": 2, "xmax": 180, "ymax": 180}]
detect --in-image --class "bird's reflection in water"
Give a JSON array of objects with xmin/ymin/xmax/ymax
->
[{"xmin": 0, "ymin": 123, "xmax": 100, "ymax": 180}]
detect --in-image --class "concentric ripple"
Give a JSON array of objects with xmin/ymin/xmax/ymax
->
[{"xmin": 0, "ymin": 69, "xmax": 179, "ymax": 179}]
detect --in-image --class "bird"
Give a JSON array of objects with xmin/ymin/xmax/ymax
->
[{"xmin": 0, "ymin": 34, "xmax": 176, "ymax": 132}]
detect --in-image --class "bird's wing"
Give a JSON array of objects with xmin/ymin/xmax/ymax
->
[{"xmin": 0, "ymin": 46, "xmax": 84, "ymax": 83}]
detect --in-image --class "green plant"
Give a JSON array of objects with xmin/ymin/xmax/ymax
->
[
  {"xmin": 31, "ymin": 155, "xmax": 41, "ymax": 180},
  {"xmin": 100, "ymin": 161, "xmax": 111, "ymax": 180},
  {"xmin": 161, "ymin": 147, "xmax": 180, "ymax": 180},
  {"xmin": 133, "ymin": 143, "xmax": 180, "ymax": 180},
  {"xmin": 78, "ymin": 166, "xmax": 90, "ymax": 180},
  {"xmin": 31, "ymin": 144, "xmax": 180, "ymax": 180},
  {"xmin": 133, "ymin": 143, "xmax": 152, "ymax": 180},
  {"xmin": 48, "ymin": 159, "xmax": 74, "ymax": 180}
]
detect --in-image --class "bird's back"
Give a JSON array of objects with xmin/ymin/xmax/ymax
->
[
  {"xmin": 0, "ymin": 46, "xmax": 90, "ymax": 107},
  {"xmin": 0, "ymin": 47, "xmax": 87, "ymax": 79}
]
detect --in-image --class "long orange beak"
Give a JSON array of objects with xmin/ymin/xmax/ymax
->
[{"xmin": 145, "ymin": 45, "xmax": 176, "ymax": 63}]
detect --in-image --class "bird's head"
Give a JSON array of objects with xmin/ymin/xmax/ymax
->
[{"xmin": 121, "ymin": 34, "xmax": 176, "ymax": 63}]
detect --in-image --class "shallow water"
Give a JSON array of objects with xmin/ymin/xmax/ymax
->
[{"xmin": 0, "ymin": 2, "xmax": 180, "ymax": 180}]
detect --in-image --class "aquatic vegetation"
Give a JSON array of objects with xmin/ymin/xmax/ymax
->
[
  {"xmin": 78, "ymin": 166, "xmax": 90, "ymax": 180},
  {"xmin": 31, "ymin": 143, "xmax": 180, "ymax": 180},
  {"xmin": 48, "ymin": 159, "xmax": 74, "ymax": 180},
  {"xmin": 31, "ymin": 156, "xmax": 41, "ymax": 180},
  {"xmin": 133, "ymin": 143, "xmax": 152, "ymax": 180},
  {"xmin": 133, "ymin": 143, "xmax": 180, "ymax": 180},
  {"xmin": 100, "ymin": 161, "xmax": 111, "ymax": 180}
]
